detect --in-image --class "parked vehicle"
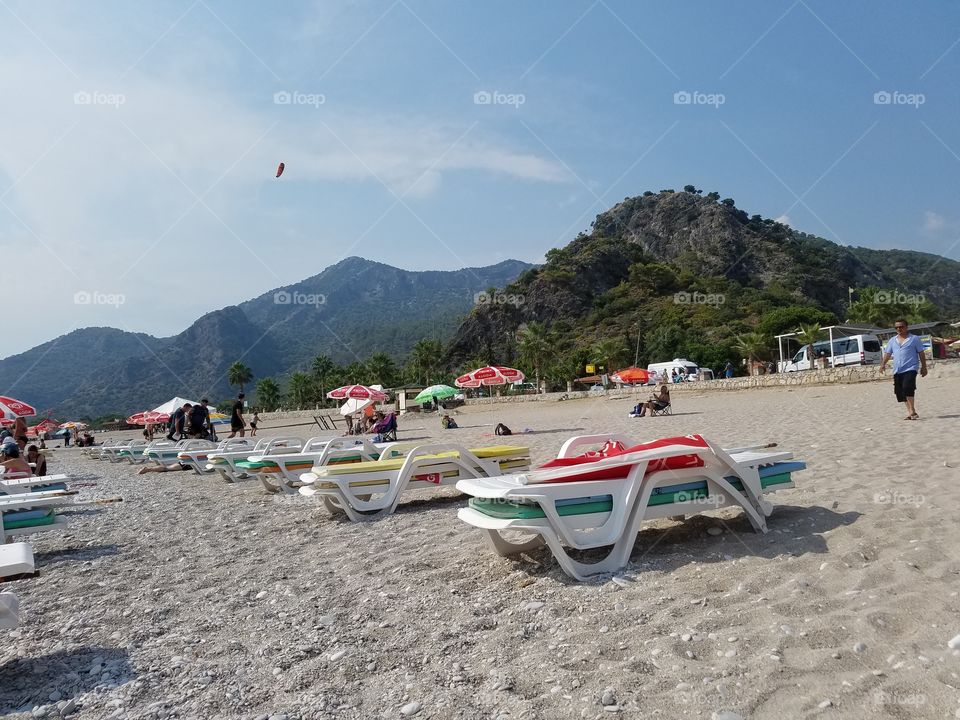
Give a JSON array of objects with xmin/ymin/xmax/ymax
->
[
  {"xmin": 647, "ymin": 359, "xmax": 705, "ymax": 383},
  {"xmin": 780, "ymin": 334, "xmax": 883, "ymax": 372}
]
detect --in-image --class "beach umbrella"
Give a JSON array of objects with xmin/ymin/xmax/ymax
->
[
  {"xmin": 0, "ymin": 395, "xmax": 36, "ymax": 420},
  {"xmin": 326, "ymin": 385, "xmax": 388, "ymax": 401},
  {"xmin": 125, "ymin": 411, "xmax": 149, "ymax": 426},
  {"xmin": 209, "ymin": 411, "xmax": 230, "ymax": 425},
  {"xmin": 413, "ymin": 385, "xmax": 458, "ymax": 403},
  {"xmin": 610, "ymin": 367, "xmax": 650, "ymax": 385},
  {"xmin": 143, "ymin": 411, "xmax": 170, "ymax": 424},
  {"xmin": 32, "ymin": 419, "xmax": 60, "ymax": 434},
  {"xmin": 339, "ymin": 397, "xmax": 374, "ymax": 416},
  {"xmin": 58, "ymin": 421, "xmax": 88, "ymax": 430},
  {"xmin": 455, "ymin": 366, "xmax": 525, "ymax": 388}
]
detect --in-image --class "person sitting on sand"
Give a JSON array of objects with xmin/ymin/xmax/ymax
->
[
  {"xmin": 441, "ymin": 414, "xmax": 458, "ymax": 429},
  {"xmin": 25, "ymin": 445, "xmax": 47, "ymax": 477},
  {"xmin": 631, "ymin": 385, "xmax": 670, "ymax": 417},
  {"xmin": 1, "ymin": 443, "xmax": 32, "ymax": 476}
]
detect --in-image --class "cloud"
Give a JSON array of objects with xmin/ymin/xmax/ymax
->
[{"xmin": 923, "ymin": 211, "xmax": 945, "ymax": 232}]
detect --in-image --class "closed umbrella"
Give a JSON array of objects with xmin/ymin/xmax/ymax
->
[{"xmin": 455, "ymin": 366, "xmax": 525, "ymax": 388}]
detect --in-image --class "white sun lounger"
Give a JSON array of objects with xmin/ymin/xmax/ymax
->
[
  {"xmin": 456, "ymin": 434, "xmax": 804, "ymax": 580},
  {"xmin": 177, "ymin": 437, "xmax": 259, "ymax": 475},
  {"xmin": 206, "ymin": 437, "xmax": 305, "ymax": 483},
  {"xmin": 0, "ymin": 542, "xmax": 34, "ymax": 578},
  {"xmin": 298, "ymin": 443, "xmax": 531, "ymax": 521},
  {"xmin": 0, "ymin": 491, "xmax": 74, "ymax": 543},
  {"xmin": 242, "ymin": 437, "xmax": 418, "ymax": 494}
]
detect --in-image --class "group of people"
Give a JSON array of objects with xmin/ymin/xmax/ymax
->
[
  {"xmin": 0, "ymin": 431, "xmax": 48, "ymax": 476},
  {"xmin": 158, "ymin": 394, "xmax": 257, "ymax": 443}
]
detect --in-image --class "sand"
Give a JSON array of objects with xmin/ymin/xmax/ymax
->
[{"xmin": 2, "ymin": 368, "xmax": 960, "ymax": 719}]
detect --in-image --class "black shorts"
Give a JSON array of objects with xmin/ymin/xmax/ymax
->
[
  {"xmin": 231, "ymin": 422, "xmax": 244, "ymax": 431},
  {"xmin": 893, "ymin": 371, "xmax": 917, "ymax": 402}
]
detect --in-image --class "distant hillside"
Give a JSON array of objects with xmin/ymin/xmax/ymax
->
[
  {"xmin": 447, "ymin": 189, "xmax": 960, "ymax": 376},
  {"xmin": 0, "ymin": 257, "xmax": 532, "ymax": 418}
]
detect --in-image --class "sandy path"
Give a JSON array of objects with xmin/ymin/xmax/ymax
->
[{"xmin": 2, "ymin": 370, "xmax": 959, "ymax": 719}]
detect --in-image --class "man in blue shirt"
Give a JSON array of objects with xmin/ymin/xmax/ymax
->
[{"xmin": 879, "ymin": 319, "xmax": 928, "ymax": 420}]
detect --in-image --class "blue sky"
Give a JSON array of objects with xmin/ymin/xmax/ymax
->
[{"xmin": 3, "ymin": 0, "xmax": 959, "ymax": 355}]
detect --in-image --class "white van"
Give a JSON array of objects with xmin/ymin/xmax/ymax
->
[
  {"xmin": 781, "ymin": 334, "xmax": 883, "ymax": 372},
  {"xmin": 647, "ymin": 358, "xmax": 706, "ymax": 384}
]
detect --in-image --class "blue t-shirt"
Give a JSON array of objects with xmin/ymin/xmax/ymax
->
[{"xmin": 884, "ymin": 334, "xmax": 924, "ymax": 374}]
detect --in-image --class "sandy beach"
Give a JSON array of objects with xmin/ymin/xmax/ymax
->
[{"xmin": 3, "ymin": 370, "xmax": 960, "ymax": 720}]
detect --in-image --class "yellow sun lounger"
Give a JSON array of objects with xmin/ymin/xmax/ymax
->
[{"xmin": 298, "ymin": 443, "xmax": 530, "ymax": 521}]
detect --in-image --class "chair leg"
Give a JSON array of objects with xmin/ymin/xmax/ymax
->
[{"xmin": 483, "ymin": 530, "xmax": 546, "ymax": 557}]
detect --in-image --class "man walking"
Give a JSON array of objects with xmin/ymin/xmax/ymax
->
[
  {"xmin": 879, "ymin": 320, "xmax": 927, "ymax": 420},
  {"xmin": 228, "ymin": 393, "xmax": 246, "ymax": 438}
]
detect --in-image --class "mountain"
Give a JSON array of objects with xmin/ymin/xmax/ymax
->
[
  {"xmin": 1, "ymin": 258, "xmax": 532, "ymax": 418},
  {"xmin": 447, "ymin": 189, "xmax": 960, "ymax": 373}
]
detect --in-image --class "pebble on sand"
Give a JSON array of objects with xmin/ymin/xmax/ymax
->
[
  {"xmin": 853, "ymin": 642, "xmax": 867, "ymax": 653},
  {"xmin": 400, "ymin": 701, "xmax": 422, "ymax": 716}
]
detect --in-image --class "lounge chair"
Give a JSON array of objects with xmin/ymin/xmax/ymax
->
[
  {"xmin": 298, "ymin": 443, "xmax": 530, "ymax": 521},
  {"xmin": 0, "ymin": 470, "xmax": 69, "ymax": 495},
  {"xmin": 1, "ymin": 490, "xmax": 74, "ymax": 543},
  {"xmin": 206, "ymin": 437, "xmax": 305, "ymax": 483},
  {"xmin": 456, "ymin": 434, "xmax": 804, "ymax": 580},
  {"xmin": 177, "ymin": 438, "xmax": 258, "ymax": 475},
  {"xmin": 0, "ymin": 542, "xmax": 34, "ymax": 578},
  {"xmin": 142, "ymin": 439, "xmax": 214, "ymax": 465},
  {"xmin": 112, "ymin": 439, "xmax": 152, "ymax": 463},
  {"xmin": 245, "ymin": 437, "xmax": 421, "ymax": 494},
  {"xmin": 369, "ymin": 413, "xmax": 398, "ymax": 442},
  {"xmin": 93, "ymin": 438, "xmax": 132, "ymax": 461}
]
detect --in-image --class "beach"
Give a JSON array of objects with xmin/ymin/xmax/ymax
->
[{"xmin": 3, "ymin": 370, "xmax": 960, "ymax": 720}]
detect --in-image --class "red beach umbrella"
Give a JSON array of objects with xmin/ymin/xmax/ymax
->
[
  {"xmin": 326, "ymin": 385, "xmax": 389, "ymax": 401},
  {"xmin": 455, "ymin": 366, "xmax": 525, "ymax": 388}
]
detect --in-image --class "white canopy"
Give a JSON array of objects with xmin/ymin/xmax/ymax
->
[
  {"xmin": 340, "ymin": 397, "xmax": 374, "ymax": 416},
  {"xmin": 151, "ymin": 397, "xmax": 204, "ymax": 415}
]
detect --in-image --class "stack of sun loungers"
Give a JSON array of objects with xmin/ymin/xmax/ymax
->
[
  {"xmin": 298, "ymin": 442, "xmax": 532, "ymax": 521},
  {"xmin": 455, "ymin": 434, "xmax": 804, "ymax": 580},
  {"xmin": 0, "ymin": 542, "xmax": 35, "ymax": 629}
]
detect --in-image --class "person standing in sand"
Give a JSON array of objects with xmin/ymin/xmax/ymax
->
[
  {"xmin": 228, "ymin": 393, "xmax": 246, "ymax": 438},
  {"xmin": 879, "ymin": 319, "xmax": 927, "ymax": 420}
]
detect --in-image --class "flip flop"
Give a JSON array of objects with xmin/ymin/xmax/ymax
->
[{"xmin": 911, "ymin": 413, "xmax": 920, "ymax": 420}]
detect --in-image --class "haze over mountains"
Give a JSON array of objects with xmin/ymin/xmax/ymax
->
[{"xmin": 1, "ymin": 258, "xmax": 531, "ymax": 418}]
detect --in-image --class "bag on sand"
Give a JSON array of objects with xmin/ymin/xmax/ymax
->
[{"xmin": 495, "ymin": 423, "xmax": 512, "ymax": 436}]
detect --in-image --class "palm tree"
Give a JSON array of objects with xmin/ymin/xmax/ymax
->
[
  {"xmin": 517, "ymin": 323, "xmax": 554, "ymax": 392},
  {"xmin": 255, "ymin": 377, "xmax": 281, "ymax": 412},
  {"xmin": 409, "ymin": 339, "xmax": 443, "ymax": 385},
  {"xmin": 734, "ymin": 332, "xmax": 769, "ymax": 374},
  {"xmin": 228, "ymin": 361, "xmax": 253, "ymax": 395},
  {"xmin": 592, "ymin": 338, "xmax": 629, "ymax": 376},
  {"xmin": 366, "ymin": 352, "xmax": 397, "ymax": 388},
  {"xmin": 311, "ymin": 354, "xmax": 336, "ymax": 406},
  {"xmin": 287, "ymin": 372, "xmax": 314, "ymax": 409},
  {"xmin": 795, "ymin": 323, "xmax": 822, "ymax": 371},
  {"xmin": 548, "ymin": 350, "xmax": 585, "ymax": 393}
]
